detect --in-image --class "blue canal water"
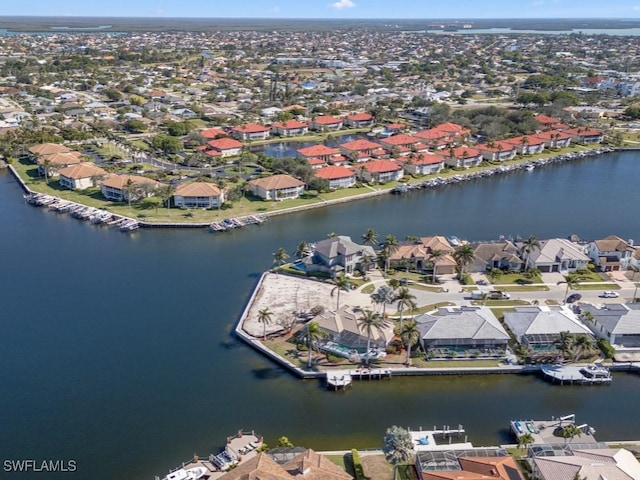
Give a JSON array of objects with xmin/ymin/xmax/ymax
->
[{"xmin": 1, "ymin": 150, "xmax": 640, "ymax": 480}]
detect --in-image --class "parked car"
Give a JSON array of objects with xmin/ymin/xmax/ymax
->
[
  {"xmin": 601, "ymin": 291, "xmax": 620, "ymax": 298},
  {"xmin": 488, "ymin": 290, "xmax": 511, "ymax": 300},
  {"xmin": 566, "ymin": 293, "xmax": 582, "ymax": 303}
]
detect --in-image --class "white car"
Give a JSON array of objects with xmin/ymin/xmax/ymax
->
[{"xmin": 602, "ymin": 291, "xmax": 619, "ymax": 298}]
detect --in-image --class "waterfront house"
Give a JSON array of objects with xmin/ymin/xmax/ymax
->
[
  {"xmin": 475, "ymin": 142, "xmax": 517, "ymax": 161},
  {"xmin": 389, "ymin": 244, "xmax": 430, "ymax": 271},
  {"xmin": 534, "ymin": 113, "xmax": 564, "ymax": 130},
  {"xmin": 421, "ymin": 236, "xmax": 457, "ymax": 275},
  {"xmin": 28, "ymin": 142, "xmax": 71, "ymax": 157},
  {"xmin": 379, "ymin": 134, "xmax": 421, "ymax": 152},
  {"xmin": 200, "ymin": 127, "xmax": 227, "ymax": 139},
  {"xmin": 272, "ymin": 119, "xmax": 309, "ymax": 136},
  {"xmin": 389, "ymin": 237, "xmax": 456, "ymax": 275},
  {"xmin": 344, "ymin": 112, "xmax": 373, "ymax": 127},
  {"xmin": 587, "ymin": 235, "xmax": 635, "ymax": 271},
  {"xmin": 100, "ymin": 174, "xmax": 161, "ymax": 202},
  {"xmin": 309, "ymin": 115, "xmax": 343, "ymax": 131},
  {"xmin": 531, "ymin": 130, "xmax": 572, "ymax": 149},
  {"xmin": 314, "ymin": 165, "xmax": 356, "ymax": 189},
  {"xmin": 173, "ymin": 182, "xmax": 225, "ymax": 209},
  {"xmin": 231, "ymin": 123, "xmax": 271, "ymax": 141},
  {"xmin": 503, "ymin": 305, "xmax": 593, "ymax": 352},
  {"xmin": 525, "ymin": 238, "xmax": 590, "ymax": 273},
  {"xmin": 217, "ymin": 449, "xmax": 352, "ymax": 480},
  {"xmin": 339, "ymin": 139, "xmax": 382, "ymax": 162},
  {"xmin": 297, "ymin": 144, "xmax": 341, "ymax": 163},
  {"xmin": 58, "ymin": 163, "xmax": 107, "ymax": 190},
  {"xmin": 503, "ymin": 135, "xmax": 545, "ymax": 155},
  {"xmin": 581, "ymin": 303, "xmax": 640, "ymax": 352},
  {"xmin": 206, "ymin": 137, "xmax": 243, "ymax": 157},
  {"xmin": 307, "ymin": 157, "xmax": 327, "ymax": 169},
  {"xmin": 249, "ymin": 174, "xmax": 305, "ymax": 201},
  {"xmin": 443, "ymin": 147, "xmax": 483, "ymax": 169},
  {"xmin": 466, "ymin": 241, "xmax": 523, "ymax": 273},
  {"xmin": 531, "ymin": 448, "xmax": 640, "ymax": 480},
  {"xmin": 398, "ymin": 153, "xmax": 445, "ymax": 175},
  {"xmin": 415, "ymin": 306, "xmax": 510, "ymax": 358},
  {"xmin": 36, "ymin": 151, "xmax": 84, "ymax": 178},
  {"xmin": 314, "ymin": 305, "xmax": 394, "ymax": 351},
  {"xmin": 304, "ymin": 235, "xmax": 376, "ymax": 276},
  {"xmin": 417, "ymin": 453, "xmax": 525, "ymax": 480},
  {"xmin": 564, "ymin": 127, "xmax": 604, "ymax": 144},
  {"xmin": 357, "ymin": 159, "xmax": 404, "ymax": 183}
]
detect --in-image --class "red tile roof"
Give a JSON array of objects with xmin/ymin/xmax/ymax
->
[
  {"xmin": 297, "ymin": 144, "xmax": 340, "ymax": 157},
  {"xmin": 232, "ymin": 123, "xmax": 270, "ymax": 133},
  {"xmin": 399, "ymin": 153, "xmax": 444, "ymax": 165},
  {"xmin": 362, "ymin": 159, "xmax": 402, "ymax": 173},
  {"xmin": 449, "ymin": 146, "xmax": 481, "ymax": 158},
  {"xmin": 200, "ymin": 128, "xmax": 227, "ymax": 139},
  {"xmin": 346, "ymin": 112, "xmax": 373, "ymax": 121},
  {"xmin": 340, "ymin": 139, "xmax": 381, "ymax": 151},
  {"xmin": 208, "ymin": 137, "xmax": 243, "ymax": 150},
  {"xmin": 312, "ymin": 116, "xmax": 343, "ymax": 125},
  {"xmin": 315, "ymin": 165, "xmax": 355, "ymax": 180},
  {"xmin": 381, "ymin": 134, "xmax": 419, "ymax": 146},
  {"xmin": 272, "ymin": 119, "xmax": 308, "ymax": 129}
]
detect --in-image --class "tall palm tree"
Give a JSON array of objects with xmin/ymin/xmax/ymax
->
[
  {"xmin": 361, "ymin": 228, "xmax": 379, "ymax": 246},
  {"xmin": 383, "ymin": 234, "xmax": 400, "ymax": 274},
  {"xmin": 300, "ymin": 321, "xmax": 326, "ymax": 368},
  {"xmin": 357, "ymin": 309, "xmax": 389, "ymax": 365},
  {"xmin": 395, "ymin": 287, "xmax": 416, "ymax": 331},
  {"xmin": 428, "ymin": 249, "xmax": 444, "ymax": 283},
  {"xmin": 124, "ymin": 178, "xmax": 137, "ymax": 208},
  {"xmin": 400, "ymin": 320, "xmax": 421, "ymax": 366},
  {"xmin": 453, "ymin": 245, "xmax": 475, "ymax": 279},
  {"xmin": 257, "ymin": 308, "xmax": 273, "ymax": 341},
  {"xmin": 331, "ymin": 274, "xmax": 352, "ymax": 311},
  {"xmin": 272, "ymin": 247, "xmax": 289, "ymax": 270},
  {"xmin": 521, "ymin": 235, "xmax": 541, "ymax": 269},
  {"xmin": 557, "ymin": 273, "xmax": 582, "ymax": 303},
  {"xmin": 159, "ymin": 184, "xmax": 176, "ymax": 212}
]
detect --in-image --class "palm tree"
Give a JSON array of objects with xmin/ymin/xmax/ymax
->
[
  {"xmin": 356, "ymin": 309, "xmax": 389, "ymax": 365},
  {"xmin": 300, "ymin": 321, "xmax": 327, "ymax": 368},
  {"xmin": 395, "ymin": 287, "xmax": 416, "ymax": 331},
  {"xmin": 428, "ymin": 249, "xmax": 444, "ymax": 283},
  {"xmin": 557, "ymin": 273, "xmax": 582, "ymax": 303},
  {"xmin": 400, "ymin": 320, "xmax": 420, "ymax": 365},
  {"xmin": 159, "ymin": 184, "xmax": 176, "ymax": 212},
  {"xmin": 518, "ymin": 432, "xmax": 534, "ymax": 451},
  {"xmin": 454, "ymin": 245, "xmax": 475, "ymax": 279},
  {"xmin": 370, "ymin": 285, "xmax": 395, "ymax": 318},
  {"xmin": 521, "ymin": 235, "xmax": 541, "ymax": 268},
  {"xmin": 555, "ymin": 330, "xmax": 575, "ymax": 361},
  {"xmin": 257, "ymin": 308, "xmax": 273, "ymax": 341},
  {"xmin": 361, "ymin": 228, "xmax": 379, "ymax": 246},
  {"xmin": 294, "ymin": 240, "xmax": 309, "ymax": 259},
  {"xmin": 272, "ymin": 247, "xmax": 289, "ymax": 271},
  {"xmin": 572, "ymin": 334, "xmax": 595, "ymax": 362},
  {"xmin": 382, "ymin": 234, "xmax": 399, "ymax": 274},
  {"xmin": 487, "ymin": 268, "xmax": 503, "ymax": 284},
  {"xmin": 331, "ymin": 274, "xmax": 352, "ymax": 311},
  {"xmin": 124, "ymin": 178, "xmax": 140, "ymax": 208}
]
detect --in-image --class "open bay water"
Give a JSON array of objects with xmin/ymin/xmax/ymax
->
[{"xmin": 1, "ymin": 150, "xmax": 640, "ymax": 480}]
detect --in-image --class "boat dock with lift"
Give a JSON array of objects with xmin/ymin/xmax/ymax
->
[
  {"xmin": 541, "ymin": 363, "xmax": 612, "ymax": 385},
  {"xmin": 509, "ymin": 414, "xmax": 598, "ymax": 445},
  {"xmin": 326, "ymin": 368, "xmax": 392, "ymax": 390}
]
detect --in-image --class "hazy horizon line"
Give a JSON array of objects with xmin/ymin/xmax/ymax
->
[{"xmin": 1, "ymin": 15, "xmax": 639, "ymax": 20}]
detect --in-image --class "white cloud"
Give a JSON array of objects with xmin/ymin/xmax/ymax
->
[{"xmin": 330, "ymin": 0, "xmax": 356, "ymax": 10}]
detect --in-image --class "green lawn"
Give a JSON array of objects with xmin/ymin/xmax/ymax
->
[
  {"xmin": 574, "ymin": 283, "xmax": 620, "ymax": 290},
  {"xmin": 492, "ymin": 273, "xmax": 542, "ymax": 285},
  {"xmin": 500, "ymin": 285, "xmax": 550, "ymax": 292},
  {"xmin": 411, "ymin": 358, "xmax": 503, "ymax": 368},
  {"xmin": 472, "ymin": 299, "xmax": 531, "ymax": 306},
  {"xmin": 410, "ymin": 302, "xmax": 455, "ymax": 315}
]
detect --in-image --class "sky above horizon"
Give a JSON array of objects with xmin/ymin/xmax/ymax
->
[{"xmin": 3, "ymin": 0, "xmax": 640, "ymax": 19}]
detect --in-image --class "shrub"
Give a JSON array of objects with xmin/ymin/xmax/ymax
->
[
  {"xmin": 597, "ymin": 338, "xmax": 616, "ymax": 359},
  {"xmin": 351, "ymin": 449, "xmax": 365, "ymax": 480}
]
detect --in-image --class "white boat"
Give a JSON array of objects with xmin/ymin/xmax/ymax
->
[
  {"xmin": 524, "ymin": 164, "xmax": 535, "ymax": 171},
  {"xmin": 163, "ymin": 466, "xmax": 207, "ymax": 480}
]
